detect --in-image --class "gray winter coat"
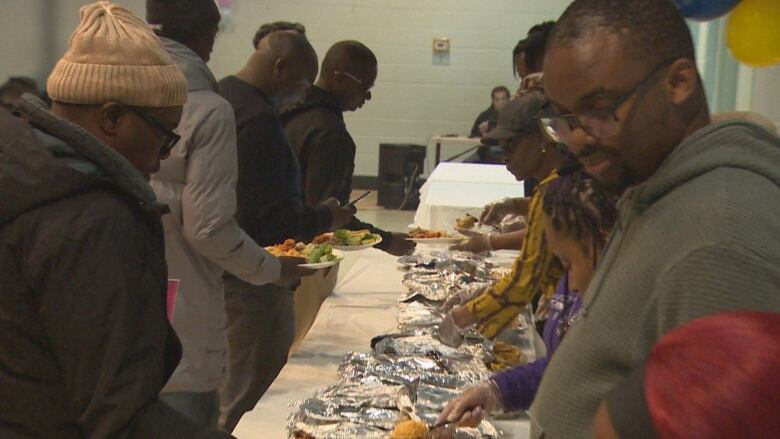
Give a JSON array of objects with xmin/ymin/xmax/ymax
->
[{"xmin": 152, "ymin": 38, "xmax": 280, "ymax": 393}]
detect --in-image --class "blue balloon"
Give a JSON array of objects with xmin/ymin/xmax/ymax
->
[{"xmin": 674, "ymin": 0, "xmax": 742, "ymax": 21}]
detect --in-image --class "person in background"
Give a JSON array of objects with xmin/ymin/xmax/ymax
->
[
  {"xmin": 281, "ymin": 40, "xmax": 415, "ymax": 256},
  {"xmin": 0, "ymin": 2, "xmax": 227, "ymax": 437},
  {"xmin": 513, "ymin": 21, "xmax": 554, "ymax": 97},
  {"xmin": 438, "ymin": 171, "xmax": 617, "ymax": 427},
  {"xmin": 0, "ymin": 76, "xmax": 40, "ymax": 109},
  {"xmin": 471, "ymin": 86, "xmax": 511, "ymax": 138},
  {"xmin": 438, "ymin": 90, "xmax": 563, "ymax": 346},
  {"xmin": 145, "ymin": 0, "xmax": 311, "ymax": 427},
  {"xmin": 217, "ymin": 31, "xmax": 355, "ymax": 433},
  {"xmin": 593, "ymin": 311, "xmax": 780, "ymax": 439},
  {"xmin": 467, "ymin": 85, "xmax": 512, "ymax": 164},
  {"xmin": 512, "ymin": 20, "xmax": 555, "ymax": 197},
  {"xmin": 252, "ymin": 20, "xmax": 306, "ymax": 49},
  {"xmin": 533, "ymin": 0, "xmax": 780, "ymax": 437}
]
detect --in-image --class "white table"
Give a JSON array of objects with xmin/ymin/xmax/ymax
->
[
  {"xmin": 414, "ymin": 162, "xmax": 525, "ymax": 231},
  {"xmin": 233, "ymin": 248, "xmax": 530, "ymax": 438},
  {"xmin": 427, "ymin": 135, "xmax": 481, "ymax": 175}
]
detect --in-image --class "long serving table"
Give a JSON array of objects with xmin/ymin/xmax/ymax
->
[{"xmin": 233, "ymin": 248, "xmax": 531, "ymax": 439}]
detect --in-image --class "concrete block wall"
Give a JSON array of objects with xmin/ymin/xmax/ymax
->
[
  {"xmin": 4, "ymin": 1, "xmax": 777, "ymax": 176},
  {"xmin": 207, "ymin": 0, "xmax": 569, "ymax": 176},
  {"xmin": 3, "ymin": 0, "xmax": 569, "ymax": 177},
  {"xmin": 751, "ymin": 65, "xmax": 780, "ymax": 129}
]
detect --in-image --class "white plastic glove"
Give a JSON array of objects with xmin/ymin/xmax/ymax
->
[
  {"xmin": 437, "ymin": 380, "xmax": 504, "ymax": 428},
  {"xmin": 440, "ymin": 285, "xmax": 485, "ymax": 313},
  {"xmin": 449, "ymin": 229, "xmax": 492, "ymax": 254},
  {"xmin": 479, "ymin": 198, "xmax": 519, "ymax": 227}
]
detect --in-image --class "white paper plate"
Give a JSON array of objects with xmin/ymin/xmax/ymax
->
[
  {"xmin": 299, "ymin": 249, "xmax": 344, "ymax": 269},
  {"xmin": 331, "ymin": 235, "xmax": 383, "ymax": 251},
  {"xmin": 407, "ymin": 236, "xmax": 466, "ymax": 244}
]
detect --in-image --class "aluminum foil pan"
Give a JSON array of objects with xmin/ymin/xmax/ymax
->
[
  {"xmin": 455, "ymin": 420, "xmax": 501, "ymax": 439},
  {"xmin": 289, "ymin": 420, "xmax": 387, "ymax": 439},
  {"xmin": 338, "ymin": 352, "xmax": 485, "ymax": 390},
  {"xmin": 397, "ymin": 301, "xmax": 443, "ymax": 328},
  {"xmin": 373, "ymin": 333, "xmax": 470, "ymax": 360},
  {"xmin": 397, "ymin": 252, "xmax": 450, "ymax": 268},
  {"xmin": 288, "ymin": 382, "xmax": 405, "ymax": 433},
  {"xmin": 399, "ymin": 283, "xmax": 452, "ymax": 304}
]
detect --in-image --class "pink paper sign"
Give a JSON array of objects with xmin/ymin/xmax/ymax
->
[{"xmin": 167, "ymin": 279, "xmax": 180, "ymax": 322}]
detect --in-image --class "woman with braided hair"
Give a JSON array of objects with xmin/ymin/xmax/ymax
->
[{"xmin": 437, "ymin": 170, "xmax": 618, "ymax": 427}]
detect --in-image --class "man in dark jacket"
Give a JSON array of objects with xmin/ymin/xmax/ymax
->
[
  {"xmin": 281, "ymin": 40, "xmax": 415, "ymax": 256},
  {"xmin": 216, "ymin": 31, "xmax": 356, "ymax": 433},
  {"xmin": 470, "ymin": 86, "xmax": 510, "ymax": 138},
  {"xmin": 0, "ymin": 2, "xmax": 228, "ymax": 438}
]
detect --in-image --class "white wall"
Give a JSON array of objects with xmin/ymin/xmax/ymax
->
[
  {"xmin": 4, "ymin": 0, "xmax": 778, "ymax": 176},
  {"xmin": 0, "ymin": 0, "xmax": 49, "ymax": 83},
  {"xmin": 208, "ymin": 0, "xmax": 569, "ymax": 176},
  {"xmin": 751, "ymin": 65, "xmax": 780, "ymax": 128},
  {"xmin": 4, "ymin": 0, "xmax": 567, "ymax": 177}
]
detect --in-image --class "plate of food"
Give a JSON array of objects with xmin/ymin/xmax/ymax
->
[
  {"xmin": 406, "ymin": 226, "xmax": 466, "ymax": 244},
  {"xmin": 312, "ymin": 229, "xmax": 382, "ymax": 251},
  {"xmin": 266, "ymin": 239, "xmax": 344, "ymax": 269}
]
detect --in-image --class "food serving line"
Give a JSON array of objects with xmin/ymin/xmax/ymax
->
[
  {"xmin": 233, "ymin": 242, "xmax": 534, "ymax": 438},
  {"xmin": 234, "ymin": 163, "xmax": 542, "ymax": 439}
]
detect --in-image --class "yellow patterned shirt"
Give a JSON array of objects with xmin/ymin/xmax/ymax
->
[{"xmin": 466, "ymin": 170, "xmax": 564, "ymax": 338}]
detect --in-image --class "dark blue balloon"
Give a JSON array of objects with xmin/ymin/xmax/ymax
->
[{"xmin": 674, "ymin": 0, "xmax": 741, "ymax": 21}]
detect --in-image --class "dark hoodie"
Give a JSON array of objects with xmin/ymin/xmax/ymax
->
[
  {"xmin": 281, "ymin": 86, "xmax": 393, "ymax": 249},
  {"xmin": 0, "ymin": 97, "xmax": 228, "ymax": 439}
]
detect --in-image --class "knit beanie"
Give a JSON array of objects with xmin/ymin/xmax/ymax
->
[
  {"xmin": 47, "ymin": 1, "xmax": 187, "ymax": 107},
  {"xmin": 146, "ymin": 0, "xmax": 221, "ymax": 35}
]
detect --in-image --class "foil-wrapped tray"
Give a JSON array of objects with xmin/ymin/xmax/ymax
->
[
  {"xmin": 397, "ymin": 301, "xmax": 443, "ymax": 328},
  {"xmin": 289, "ymin": 420, "xmax": 387, "ymax": 439},
  {"xmin": 338, "ymin": 351, "xmax": 485, "ymax": 390}
]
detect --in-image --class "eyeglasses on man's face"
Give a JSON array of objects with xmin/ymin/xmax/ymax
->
[
  {"xmin": 540, "ymin": 58, "xmax": 677, "ymax": 144},
  {"xmin": 126, "ymin": 106, "xmax": 181, "ymax": 157},
  {"xmin": 337, "ymin": 70, "xmax": 373, "ymax": 99}
]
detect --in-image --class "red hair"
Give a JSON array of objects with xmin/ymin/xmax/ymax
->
[{"xmin": 645, "ymin": 311, "xmax": 780, "ymax": 439}]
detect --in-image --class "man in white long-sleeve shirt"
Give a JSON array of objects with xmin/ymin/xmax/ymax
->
[{"xmin": 146, "ymin": 0, "xmax": 310, "ymax": 428}]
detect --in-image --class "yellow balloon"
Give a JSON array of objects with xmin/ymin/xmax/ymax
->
[{"xmin": 727, "ymin": 0, "xmax": 780, "ymax": 67}]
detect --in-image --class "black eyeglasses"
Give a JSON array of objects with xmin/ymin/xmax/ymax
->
[
  {"xmin": 540, "ymin": 58, "xmax": 677, "ymax": 143},
  {"xmin": 126, "ymin": 106, "xmax": 181, "ymax": 157},
  {"xmin": 337, "ymin": 71, "xmax": 373, "ymax": 99}
]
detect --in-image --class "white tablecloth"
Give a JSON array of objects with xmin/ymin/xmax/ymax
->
[
  {"xmin": 414, "ymin": 162, "xmax": 525, "ymax": 230},
  {"xmin": 233, "ymin": 248, "xmax": 530, "ymax": 438}
]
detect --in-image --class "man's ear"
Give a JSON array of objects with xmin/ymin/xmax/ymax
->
[
  {"xmin": 273, "ymin": 57, "xmax": 288, "ymax": 77},
  {"xmin": 665, "ymin": 58, "xmax": 699, "ymax": 106},
  {"xmin": 97, "ymin": 102, "xmax": 124, "ymax": 138}
]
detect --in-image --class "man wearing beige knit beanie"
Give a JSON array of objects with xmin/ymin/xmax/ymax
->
[{"xmin": 0, "ymin": 2, "xmax": 229, "ymax": 438}]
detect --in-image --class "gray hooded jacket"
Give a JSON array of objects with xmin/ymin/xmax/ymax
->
[
  {"xmin": 531, "ymin": 121, "xmax": 780, "ymax": 438},
  {"xmin": 152, "ymin": 37, "xmax": 280, "ymax": 393}
]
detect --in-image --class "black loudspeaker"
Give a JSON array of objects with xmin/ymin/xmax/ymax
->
[{"xmin": 377, "ymin": 143, "xmax": 426, "ymax": 210}]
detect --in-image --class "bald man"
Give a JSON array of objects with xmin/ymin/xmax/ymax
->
[
  {"xmin": 216, "ymin": 32, "xmax": 355, "ymax": 432},
  {"xmin": 281, "ymin": 40, "xmax": 415, "ymax": 256}
]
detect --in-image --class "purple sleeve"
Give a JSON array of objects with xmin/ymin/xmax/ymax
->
[
  {"xmin": 491, "ymin": 273, "xmax": 582, "ymax": 412},
  {"xmin": 491, "ymin": 356, "xmax": 548, "ymax": 411}
]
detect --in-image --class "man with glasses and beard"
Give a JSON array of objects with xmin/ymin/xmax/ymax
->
[{"xmin": 530, "ymin": 1, "xmax": 780, "ymax": 438}]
